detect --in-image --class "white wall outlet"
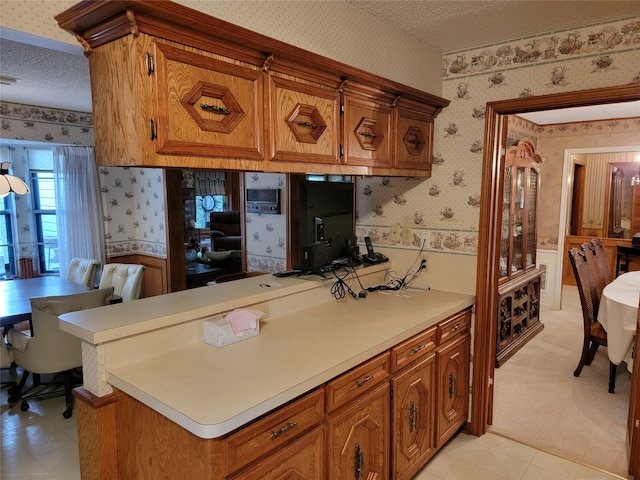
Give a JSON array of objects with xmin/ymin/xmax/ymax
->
[{"xmin": 420, "ymin": 255, "xmax": 428, "ymax": 272}]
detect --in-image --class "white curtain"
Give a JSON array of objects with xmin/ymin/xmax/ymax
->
[{"xmin": 54, "ymin": 146, "xmax": 105, "ymax": 280}]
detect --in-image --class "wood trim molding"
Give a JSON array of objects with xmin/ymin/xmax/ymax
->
[
  {"xmin": 472, "ymin": 84, "xmax": 640, "ymax": 436},
  {"xmin": 55, "ymin": 0, "xmax": 449, "ymax": 111},
  {"xmin": 73, "ymin": 387, "xmax": 119, "ymax": 480}
]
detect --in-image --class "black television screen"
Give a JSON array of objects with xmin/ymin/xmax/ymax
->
[{"xmin": 298, "ymin": 180, "xmax": 354, "ymax": 271}]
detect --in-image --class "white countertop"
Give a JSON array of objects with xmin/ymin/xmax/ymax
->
[{"xmin": 60, "ymin": 267, "xmax": 474, "ymax": 439}]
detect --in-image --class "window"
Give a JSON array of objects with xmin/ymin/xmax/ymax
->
[
  {"xmin": 27, "ymin": 148, "xmax": 58, "ymax": 274},
  {"xmin": 194, "ymin": 194, "xmax": 225, "ymax": 228},
  {"xmin": 0, "ymin": 196, "xmax": 16, "ymax": 280}
]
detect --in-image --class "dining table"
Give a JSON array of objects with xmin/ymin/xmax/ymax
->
[
  {"xmin": 0, "ymin": 276, "xmax": 92, "ymax": 329},
  {"xmin": 598, "ymin": 270, "xmax": 640, "ymax": 372}
]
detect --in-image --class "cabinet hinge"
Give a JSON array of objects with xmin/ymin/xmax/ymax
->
[
  {"xmin": 340, "ymin": 145, "xmax": 343, "ymax": 157},
  {"xmin": 149, "ymin": 119, "xmax": 157, "ymax": 141},
  {"xmin": 500, "ymin": 146, "xmax": 506, "ymax": 157},
  {"xmin": 488, "ymin": 377, "xmax": 494, "ymax": 387},
  {"xmin": 146, "ymin": 53, "xmax": 155, "ymax": 75},
  {"xmin": 340, "ymin": 103, "xmax": 344, "ymax": 115}
]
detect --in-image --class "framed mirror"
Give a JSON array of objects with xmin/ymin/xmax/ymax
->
[{"xmin": 570, "ymin": 151, "xmax": 640, "ymax": 239}]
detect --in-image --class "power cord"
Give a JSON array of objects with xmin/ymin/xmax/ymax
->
[
  {"xmin": 315, "ymin": 242, "xmax": 359, "ymax": 300},
  {"xmin": 354, "ymin": 239, "xmax": 428, "ymax": 294}
]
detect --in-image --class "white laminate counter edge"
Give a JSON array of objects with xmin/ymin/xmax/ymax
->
[{"xmin": 59, "ymin": 265, "xmax": 388, "ymax": 344}]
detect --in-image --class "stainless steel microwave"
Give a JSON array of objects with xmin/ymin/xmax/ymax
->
[{"xmin": 246, "ymin": 188, "xmax": 280, "ymax": 214}]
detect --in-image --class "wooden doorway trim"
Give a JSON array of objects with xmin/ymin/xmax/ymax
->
[{"xmin": 472, "ymin": 84, "xmax": 640, "ymax": 437}]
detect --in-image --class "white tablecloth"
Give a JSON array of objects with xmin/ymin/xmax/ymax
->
[{"xmin": 598, "ymin": 271, "xmax": 640, "ymax": 369}]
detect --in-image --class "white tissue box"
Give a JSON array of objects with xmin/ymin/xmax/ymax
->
[{"xmin": 202, "ymin": 315, "xmax": 260, "ymax": 348}]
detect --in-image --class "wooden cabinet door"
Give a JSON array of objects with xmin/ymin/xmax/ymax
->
[
  {"xmin": 342, "ymin": 94, "xmax": 393, "ymax": 168},
  {"xmin": 230, "ymin": 425, "xmax": 324, "ymax": 480},
  {"xmin": 436, "ymin": 335, "xmax": 470, "ymax": 447},
  {"xmin": 326, "ymin": 382, "xmax": 389, "ymax": 480},
  {"xmin": 153, "ymin": 42, "xmax": 264, "ymax": 160},
  {"xmin": 394, "ymin": 108, "xmax": 434, "ymax": 171},
  {"xmin": 391, "ymin": 353, "xmax": 436, "ymax": 480},
  {"xmin": 267, "ymin": 75, "xmax": 340, "ymax": 165}
]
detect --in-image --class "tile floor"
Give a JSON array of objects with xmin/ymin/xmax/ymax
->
[{"xmin": 1, "ymin": 390, "xmax": 625, "ymax": 480}]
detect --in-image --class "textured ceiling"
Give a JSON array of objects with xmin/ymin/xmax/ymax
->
[
  {"xmin": 349, "ymin": 0, "xmax": 640, "ymax": 52},
  {"xmin": 1, "ymin": 1, "xmax": 639, "ymax": 118}
]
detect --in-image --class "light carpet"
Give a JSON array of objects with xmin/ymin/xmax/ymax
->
[{"xmin": 490, "ymin": 285, "xmax": 631, "ymax": 479}]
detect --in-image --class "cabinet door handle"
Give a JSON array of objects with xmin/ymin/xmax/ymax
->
[
  {"xmin": 296, "ymin": 120, "xmax": 319, "ymax": 128},
  {"xmin": 354, "ymin": 443, "xmax": 364, "ymax": 480},
  {"xmin": 410, "ymin": 344, "xmax": 426, "ymax": 355},
  {"xmin": 409, "ymin": 401, "xmax": 417, "ymax": 433},
  {"xmin": 200, "ymin": 104, "xmax": 231, "ymax": 115},
  {"xmin": 449, "ymin": 373, "xmax": 457, "ymax": 399},
  {"xmin": 358, "ymin": 131, "xmax": 378, "ymax": 138},
  {"xmin": 269, "ymin": 421, "xmax": 297, "ymax": 440},
  {"xmin": 450, "ymin": 323, "xmax": 464, "ymax": 333},
  {"xmin": 355, "ymin": 374, "xmax": 373, "ymax": 387}
]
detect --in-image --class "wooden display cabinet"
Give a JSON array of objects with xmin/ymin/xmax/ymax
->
[{"xmin": 496, "ymin": 137, "xmax": 544, "ymax": 367}]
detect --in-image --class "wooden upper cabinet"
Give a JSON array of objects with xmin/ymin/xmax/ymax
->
[
  {"xmin": 56, "ymin": 0, "xmax": 449, "ymax": 175},
  {"xmin": 267, "ymin": 75, "xmax": 340, "ymax": 165},
  {"xmin": 153, "ymin": 42, "xmax": 264, "ymax": 160},
  {"xmin": 342, "ymin": 93, "xmax": 393, "ymax": 168},
  {"xmin": 394, "ymin": 108, "xmax": 434, "ymax": 172}
]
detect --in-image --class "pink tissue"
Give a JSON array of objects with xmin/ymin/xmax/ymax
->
[{"xmin": 225, "ymin": 308, "xmax": 264, "ymax": 336}]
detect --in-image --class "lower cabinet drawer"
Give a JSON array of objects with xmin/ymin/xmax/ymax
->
[
  {"xmin": 223, "ymin": 388, "xmax": 325, "ymax": 475},
  {"xmin": 229, "ymin": 425, "xmax": 324, "ymax": 479},
  {"xmin": 325, "ymin": 352, "xmax": 390, "ymax": 413},
  {"xmin": 390, "ymin": 325, "xmax": 437, "ymax": 373},
  {"xmin": 437, "ymin": 308, "xmax": 471, "ymax": 345}
]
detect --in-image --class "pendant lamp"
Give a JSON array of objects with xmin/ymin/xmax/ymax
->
[{"xmin": 0, "ymin": 162, "xmax": 30, "ymax": 198}]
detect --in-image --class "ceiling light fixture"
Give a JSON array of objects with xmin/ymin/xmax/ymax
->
[
  {"xmin": 0, "ymin": 162, "xmax": 30, "ymax": 198},
  {"xmin": 0, "ymin": 75, "xmax": 21, "ymax": 86}
]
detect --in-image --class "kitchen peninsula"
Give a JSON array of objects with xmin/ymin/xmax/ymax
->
[{"xmin": 60, "ymin": 264, "xmax": 474, "ymax": 479}]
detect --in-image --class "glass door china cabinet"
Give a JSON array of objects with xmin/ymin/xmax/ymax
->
[{"xmin": 496, "ymin": 137, "xmax": 544, "ymax": 367}]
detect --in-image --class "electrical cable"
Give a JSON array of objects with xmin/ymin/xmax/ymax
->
[{"xmin": 316, "ymin": 242, "xmax": 358, "ymax": 300}]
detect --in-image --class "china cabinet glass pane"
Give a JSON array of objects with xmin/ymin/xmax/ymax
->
[
  {"xmin": 526, "ymin": 169, "xmax": 538, "ymax": 268},
  {"xmin": 510, "ymin": 167, "xmax": 526, "ymax": 275},
  {"xmin": 499, "ymin": 166, "xmax": 512, "ymax": 279}
]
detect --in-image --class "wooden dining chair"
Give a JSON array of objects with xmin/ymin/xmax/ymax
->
[
  {"xmin": 581, "ymin": 241, "xmax": 608, "ymax": 299},
  {"xmin": 568, "ymin": 246, "xmax": 617, "ymax": 393},
  {"xmin": 590, "ymin": 238, "xmax": 613, "ymax": 284}
]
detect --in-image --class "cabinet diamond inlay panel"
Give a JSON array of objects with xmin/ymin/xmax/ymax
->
[
  {"xmin": 403, "ymin": 126, "xmax": 426, "ymax": 155},
  {"xmin": 181, "ymin": 81, "xmax": 245, "ymax": 134},
  {"xmin": 354, "ymin": 117, "xmax": 384, "ymax": 151},
  {"xmin": 285, "ymin": 104, "xmax": 327, "ymax": 144}
]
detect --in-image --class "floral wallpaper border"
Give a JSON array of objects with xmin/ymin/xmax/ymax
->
[
  {"xmin": 0, "ymin": 101, "xmax": 94, "ymax": 145},
  {"xmin": 442, "ymin": 17, "xmax": 640, "ymax": 82}
]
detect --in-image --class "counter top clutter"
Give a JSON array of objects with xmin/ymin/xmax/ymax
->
[{"xmin": 59, "ymin": 264, "xmax": 473, "ymax": 479}]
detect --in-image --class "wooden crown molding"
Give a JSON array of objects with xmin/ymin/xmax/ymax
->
[{"xmin": 55, "ymin": 0, "xmax": 450, "ymax": 113}]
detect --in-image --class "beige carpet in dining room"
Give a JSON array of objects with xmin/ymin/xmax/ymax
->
[{"xmin": 490, "ymin": 285, "xmax": 631, "ymax": 479}]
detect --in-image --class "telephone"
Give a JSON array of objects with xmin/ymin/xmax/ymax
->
[{"xmin": 363, "ymin": 236, "xmax": 389, "ymax": 264}]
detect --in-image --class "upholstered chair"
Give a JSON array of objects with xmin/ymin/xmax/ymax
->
[
  {"xmin": 1, "ymin": 337, "xmax": 16, "ymax": 391},
  {"xmin": 98, "ymin": 263, "xmax": 145, "ymax": 302},
  {"xmin": 7, "ymin": 287, "xmax": 114, "ymax": 418},
  {"xmin": 67, "ymin": 257, "xmax": 101, "ymax": 287}
]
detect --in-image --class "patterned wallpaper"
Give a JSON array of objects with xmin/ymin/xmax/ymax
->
[
  {"xmin": 0, "ymin": 101, "xmax": 93, "ymax": 145},
  {"xmin": 244, "ymin": 172, "xmax": 287, "ymax": 273},
  {"xmin": 2, "ymin": 2, "xmax": 639, "ymax": 281},
  {"xmin": 431, "ymin": 16, "xmax": 640, "ymax": 260},
  {"xmin": 99, "ymin": 167, "xmax": 167, "ymax": 259}
]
